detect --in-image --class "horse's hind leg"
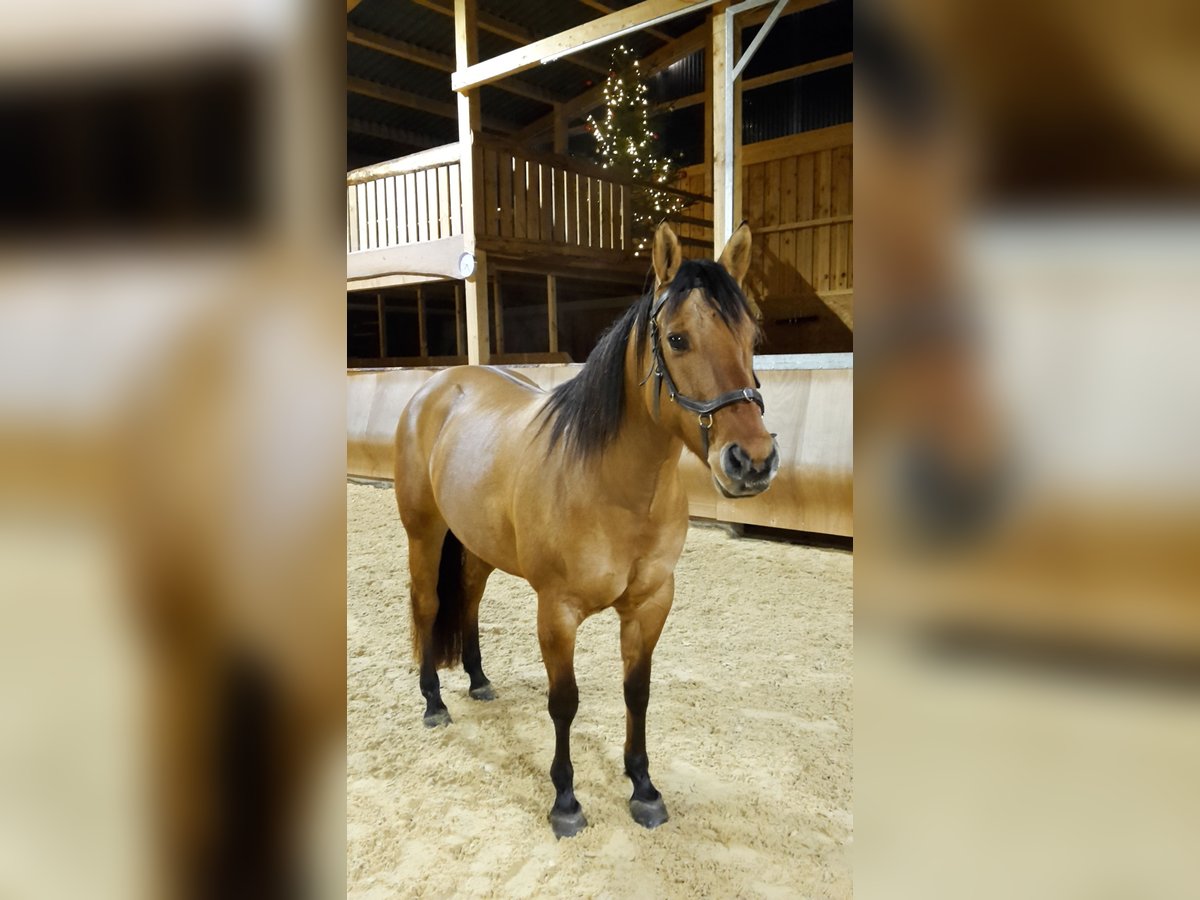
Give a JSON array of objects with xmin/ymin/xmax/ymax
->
[
  {"xmin": 406, "ymin": 523, "xmax": 453, "ymax": 727},
  {"xmin": 462, "ymin": 550, "xmax": 496, "ymax": 701}
]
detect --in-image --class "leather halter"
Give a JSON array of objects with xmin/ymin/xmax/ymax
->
[{"xmin": 641, "ymin": 287, "xmax": 765, "ymax": 456}]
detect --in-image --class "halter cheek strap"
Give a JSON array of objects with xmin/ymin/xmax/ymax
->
[{"xmin": 642, "ymin": 288, "xmax": 766, "ymax": 457}]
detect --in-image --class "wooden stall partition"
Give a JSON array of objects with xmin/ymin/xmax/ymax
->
[{"xmin": 347, "ymin": 361, "xmax": 853, "ymax": 536}]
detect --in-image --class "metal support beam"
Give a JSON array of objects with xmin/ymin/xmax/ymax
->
[{"xmin": 732, "ymin": 0, "xmax": 787, "ymax": 80}]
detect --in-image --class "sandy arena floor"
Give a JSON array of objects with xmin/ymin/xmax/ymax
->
[{"xmin": 347, "ymin": 482, "xmax": 853, "ymax": 899}]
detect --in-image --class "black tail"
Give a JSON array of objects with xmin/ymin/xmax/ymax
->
[{"xmin": 427, "ymin": 530, "xmax": 466, "ymax": 669}]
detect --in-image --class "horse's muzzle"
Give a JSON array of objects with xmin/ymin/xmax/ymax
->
[{"xmin": 716, "ymin": 440, "xmax": 780, "ymax": 497}]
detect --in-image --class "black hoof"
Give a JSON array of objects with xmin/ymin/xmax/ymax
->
[
  {"xmin": 423, "ymin": 709, "xmax": 452, "ymax": 728},
  {"xmin": 469, "ymin": 683, "xmax": 496, "ymax": 701},
  {"xmin": 629, "ymin": 796, "xmax": 669, "ymax": 829},
  {"xmin": 548, "ymin": 806, "xmax": 588, "ymax": 839}
]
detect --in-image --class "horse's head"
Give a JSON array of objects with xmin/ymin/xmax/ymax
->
[{"xmin": 646, "ymin": 223, "xmax": 779, "ymax": 498}]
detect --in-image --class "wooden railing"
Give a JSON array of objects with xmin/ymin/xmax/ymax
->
[
  {"xmin": 475, "ymin": 138, "xmax": 634, "ymax": 255},
  {"xmin": 346, "ymin": 143, "xmax": 463, "ymax": 254},
  {"xmin": 346, "ymin": 138, "xmax": 711, "ymax": 262}
]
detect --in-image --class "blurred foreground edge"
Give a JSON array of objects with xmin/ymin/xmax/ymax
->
[{"xmin": 0, "ymin": 3, "xmax": 345, "ymax": 898}]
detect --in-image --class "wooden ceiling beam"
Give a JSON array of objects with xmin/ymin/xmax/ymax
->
[
  {"xmin": 348, "ymin": 24, "xmax": 562, "ymax": 106},
  {"xmin": 348, "ymin": 77, "xmax": 515, "ymax": 132},
  {"xmin": 348, "ymin": 117, "xmax": 450, "ymax": 150},
  {"xmin": 452, "ymin": 0, "xmax": 718, "ymax": 93},
  {"xmin": 348, "ymin": 24, "xmax": 452, "ymax": 70},
  {"xmin": 577, "ymin": 0, "xmax": 673, "ymax": 43},
  {"xmin": 411, "ymin": 0, "xmax": 610, "ymax": 75}
]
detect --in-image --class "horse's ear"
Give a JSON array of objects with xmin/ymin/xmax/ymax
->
[
  {"xmin": 718, "ymin": 222, "xmax": 752, "ymax": 287},
  {"xmin": 652, "ymin": 223, "xmax": 683, "ymax": 288}
]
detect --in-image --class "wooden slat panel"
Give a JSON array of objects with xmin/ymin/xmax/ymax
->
[
  {"xmin": 846, "ymin": 222, "xmax": 853, "ymax": 289},
  {"xmin": 449, "ymin": 162, "xmax": 462, "ymax": 237},
  {"xmin": 830, "ymin": 145, "xmax": 851, "ymax": 290},
  {"xmin": 779, "ymin": 155, "xmax": 798, "ymax": 296},
  {"xmin": 427, "ymin": 167, "xmax": 440, "ymax": 239},
  {"xmin": 377, "ymin": 180, "xmax": 389, "ymax": 247},
  {"xmin": 763, "ymin": 159, "xmax": 781, "ymax": 297},
  {"xmin": 553, "ymin": 167, "xmax": 567, "ymax": 242},
  {"xmin": 481, "ymin": 148, "xmax": 497, "ymax": 238},
  {"xmin": 607, "ymin": 181, "xmax": 616, "ymax": 251},
  {"xmin": 498, "ymin": 151, "xmax": 513, "ymax": 238},
  {"xmin": 539, "ymin": 163, "xmax": 554, "ymax": 243},
  {"xmin": 415, "ymin": 170, "xmax": 429, "ymax": 242},
  {"xmin": 437, "ymin": 165, "xmax": 451, "ymax": 239},
  {"xmin": 621, "ymin": 184, "xmax": 632, "ymax": 251},
  {"xmin": 566, "ymin": 172, "xmax": 579, "ymax": 246},
  {"xmin": 385, "ymin": 176, "xmax": 398, "ymax": 247},
  {"xmin": 589, "ymin": 177, "xmax": 601, "ymax": 250},
  {"xmin": 525, "ymin": 159, "xmax": 540, "ymax": 242},
  {"xmin": 512, "ymin": 157, "xmax": 527, "ymax": 240},
  {"xmin": 814, "ymin": 150, "xmax": 833, "ymax": 292},
  {"xmin": 364, "ymin": 180, "xmax": 377, "ymax": 250},
  {"xmin": 405, "ymin": 173, "xmax": 419, "ymax": 244}
]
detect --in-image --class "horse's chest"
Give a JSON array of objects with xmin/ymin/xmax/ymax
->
[{"xmin": 568, "ymin": 523, "xmax": 683, "ymax": 604}]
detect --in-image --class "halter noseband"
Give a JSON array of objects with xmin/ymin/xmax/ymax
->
[{"xmin": 641, "ymin": 287, "xmax": 765, "ymax": 456}]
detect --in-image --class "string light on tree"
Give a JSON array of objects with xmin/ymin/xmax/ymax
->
[{"xmin": 586, "ymin": 44, "xmax": 686, "ymax": 254}]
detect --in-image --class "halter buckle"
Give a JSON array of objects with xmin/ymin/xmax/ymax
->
[{"xmin": 698, "ymin": 412, "xmax": 713, "ymax": 430}]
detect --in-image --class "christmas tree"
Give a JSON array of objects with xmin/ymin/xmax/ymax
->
[{"xmin": 586, "ymin": 44, "xmax": 686, "ymax": 254}]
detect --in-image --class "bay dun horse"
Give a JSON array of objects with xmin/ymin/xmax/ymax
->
[{"xmin": 394, "ymin": 223, "xmax": 779, "ymax": 837}]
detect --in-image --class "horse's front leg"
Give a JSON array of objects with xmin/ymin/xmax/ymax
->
[
  {"xmin": 618, "ymin": 577, "xmax": 674, "ymax": 829},
  {"xmin": 536, "ymin": 598, "xmax": 586, "ymax": 838}
]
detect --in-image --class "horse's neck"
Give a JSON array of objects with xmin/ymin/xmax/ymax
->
[{"xmin": 592, "ymin": 332, "xmax": 683, "ymax": 505}]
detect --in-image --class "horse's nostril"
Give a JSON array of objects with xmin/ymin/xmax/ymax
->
[
  {"xmin": 757, "ymin": 447, "xmax": 779, "ymax": 476},
  {"xmin": 724, "ymin": 443, "xmax": 751, "ymax": 478}
]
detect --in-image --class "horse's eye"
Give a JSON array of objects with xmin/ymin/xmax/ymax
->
[{"xmin": 667, "ymin": 333, "xmax": 689, "ymax": 352}]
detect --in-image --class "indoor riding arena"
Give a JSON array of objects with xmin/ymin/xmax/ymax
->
[
  {"xmin": 347, "ymin": 478, "xmax": 851, "ymax": 897},
  {"xmin": 345, "ymin": 0, "xmax": 853, "ymax": 896}
]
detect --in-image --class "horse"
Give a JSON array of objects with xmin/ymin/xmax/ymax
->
[{"xmin": 393, "ymin": 222, "xmax": 779, "ymax": 838}]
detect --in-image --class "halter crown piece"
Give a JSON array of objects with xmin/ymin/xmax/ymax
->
[{"xmin": 641, "ymin": 287, "xmax": 766, "ymax": 456}]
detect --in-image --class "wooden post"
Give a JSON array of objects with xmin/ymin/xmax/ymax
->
[
  {"xmin": 492, "ymin": 274, "xmax": 505, "ymax": 355},
  {"xmin": 454, "ymin": 282, "xmax": 465, "ymax": 355},
  {"xmin": 732, "ymin": 17, "xmax": 743, "ymax": 236},
  {"xmin": 712, "ymin": 2, "xmax": 732, "ymax": 254},
  {"xmin": 416, "ymin": 286, "xmax": 428, "ymax": 357},
  {"xmin": 455, "ymin": 0, "xmax": 490, "ymax": 364},
  {"xmin": 546, "ymin": 274, "xmax": 559, "ymax": 353},
  {"xmin": 703, "ymin": 24, "xmax": 714, "ymax": 232},
  {"xmin": 376, "ymin": 293, "xmax": 387, "ymax": 358}
]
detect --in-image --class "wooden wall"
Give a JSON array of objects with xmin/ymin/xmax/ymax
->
[
  {"xmin": 673, "ymin": 123, "xmax": 853, "ymax": 351},
  {"xmin": 347, "ymin": 364, "xmax": 852, "ymax": 536}
]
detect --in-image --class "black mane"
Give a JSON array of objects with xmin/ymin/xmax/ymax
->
[{"xmin": 540, "ymin": 259, "xmax": 756, "ymax": 460}]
